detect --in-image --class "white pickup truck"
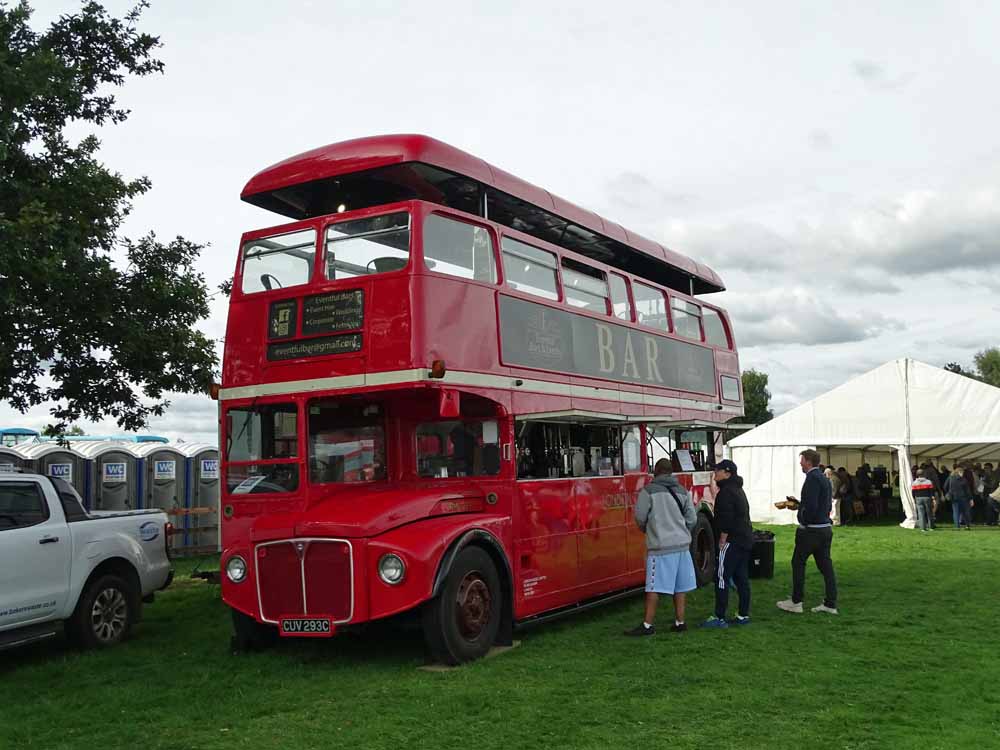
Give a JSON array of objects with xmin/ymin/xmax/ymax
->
[{"xmin": 0, "ymin": 472, "xmax": 173, "ymax": 651}]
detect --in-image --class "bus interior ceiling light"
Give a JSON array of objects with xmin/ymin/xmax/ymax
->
[
  {"xmin": 226, "ymin": 556, "xmax": 248, "ymax": 583},
  {"xmin": 430, "ymin": 360, "xmax": 447, "ymax": 378}
]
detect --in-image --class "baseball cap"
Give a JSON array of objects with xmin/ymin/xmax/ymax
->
[{"xmin": 713, "ymin": 459, "xmax": 738, "ymax": 475}]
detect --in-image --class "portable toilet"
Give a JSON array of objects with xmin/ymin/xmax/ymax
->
[
  {"xmin": 132, "ymin": 443, "xmax": 188, "ymax": 513},
  {"xmin": 19, "ymin": 442, "xmax": 89, "ymax": 501},
  {"xmin": 179, "ymin": 443, "xmax": 220, "ymax": 552},
  {"xmin": 0, "ymin": 445, "xmax": 27, "ymax": 474},
  {"xmin": 75, "ymin": 442, "xmax": 140, "ymax": 511}
]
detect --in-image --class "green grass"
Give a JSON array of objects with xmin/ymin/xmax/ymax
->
[{"xmin": 3, "ymin": 524, "xmax": 999, "ymax": 750}]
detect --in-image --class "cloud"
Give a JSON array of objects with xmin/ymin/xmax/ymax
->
[
  {"xmin": 604, "ymin": 171, "xmax": 697, "ymax": 214},
  {"xmin": 852, "ymin": 59, "xmax": 915, "ymax": 91},
  {"xmin": 678, "ymin": 187, "xmax": 1000, "ymax": 286},
  {"xmin": 808, "ymin": 129, "xmax": 834, "ymax": 151},
  {"xmin": 727, "ymin": 288, "xmax": 904, "ymax": 347}
]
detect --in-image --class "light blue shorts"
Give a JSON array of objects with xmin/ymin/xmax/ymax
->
[{"xmin": 646, "ymin": 550, "xmax": 697, "ymax": 594}]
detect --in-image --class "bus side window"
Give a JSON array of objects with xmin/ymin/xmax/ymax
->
[
  {"xmin": 423, "ymin": 214, "xmax": 497, "ymax": 283},
  {"xmin": 672, "ymin": 298, "xmax": 703, "ymax": 341},
  {"xmin": 501, "ymin": 238, "xmax": 559, "ymax": 300},
  {"xmin": 609, "ymin": 274, "xmax": 632, "ymax": 321},
  {"xmin": 703, "ymin": 308, "xmax": 730, "ymax": 348},
  {"xmin": 632, "ymin": 281, "xmax": 668, "ymax": 332}
]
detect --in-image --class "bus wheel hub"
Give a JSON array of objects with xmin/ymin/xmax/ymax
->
[{"xmin": 456, "ymin": 572, "xmax": 491, "ymax": 639}]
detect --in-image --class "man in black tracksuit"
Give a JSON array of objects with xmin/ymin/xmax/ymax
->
[
  {"xmin": 777, "ymin": 449, "xmax": 839, "ymax": 615},
  {"xmin": 702, "ymin": 459, "xmax": 753, "ymax": 628}
]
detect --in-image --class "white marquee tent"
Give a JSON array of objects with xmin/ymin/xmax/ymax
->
[{"xmin": 728, "ymin": 359, "xmax": 1000, "ymax": 527}]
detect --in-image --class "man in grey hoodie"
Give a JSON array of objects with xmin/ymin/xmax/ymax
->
[{"xmin": 625, "ymin": 458, "xmax": 698, "ymax": 636}]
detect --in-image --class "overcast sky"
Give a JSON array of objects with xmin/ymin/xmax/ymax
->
[{"xmin": 6, "ymin": 0, "xmax": 1000, "ymax": 444}]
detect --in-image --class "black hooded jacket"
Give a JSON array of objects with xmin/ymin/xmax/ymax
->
[{"xmin": 715, "ymin": 475, "xmax": 753, "ymax": 549}]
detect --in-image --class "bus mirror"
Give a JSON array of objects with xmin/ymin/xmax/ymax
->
[
  {"xmin": 209, "ymin": 382, "xmax": 221, "ymax": 400},
  {"xmin": 429, "ymin": 359, "xmax": 447, "ymax": 379}
]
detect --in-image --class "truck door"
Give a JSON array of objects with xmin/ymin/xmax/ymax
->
[{"xmin": 0, "ymin": 480, "xmax": 71, "ymax": 629}]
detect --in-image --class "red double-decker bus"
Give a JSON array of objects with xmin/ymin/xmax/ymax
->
[{"xmin": 218, "ymin": 135, "xmax": 743, "ymax": 663}]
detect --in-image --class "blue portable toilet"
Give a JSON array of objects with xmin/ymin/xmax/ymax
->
[
  {"xmin": 19, "ymin": 442, "xmax": 89, "ymax": 502},
  {"xmin": 0, "ymin": 445, "xmax": 26, "ymax": 473},
  {"xmin": 179, "ymin": 443, "xmax": 220, "ymax": 552},
  {"xmin": 76, "ymin": 441, "xmax": 141, "ymax": 511}
]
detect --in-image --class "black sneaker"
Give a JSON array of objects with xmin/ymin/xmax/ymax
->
[
  {"xmin": 669, "ymin": 622, "xmax": 688, "ymax": 633},
  {"xmin": 624, "ymin": 623, "xmax": 655, "ymax": 637}
]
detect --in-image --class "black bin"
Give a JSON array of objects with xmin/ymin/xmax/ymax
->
[{"xmin": 749, "ymin": 530, "xmax": 775, "ymax": 579}]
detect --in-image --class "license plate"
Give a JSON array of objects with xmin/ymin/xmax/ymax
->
[{"xmin": 279, "ymin": 616, "xmax": 334, "ymax": 638}]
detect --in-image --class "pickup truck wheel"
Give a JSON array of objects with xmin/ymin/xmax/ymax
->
[
  {"xmin": 422, "ymin": 546, "xmax": 501, "ymax": 666},
  {"xmin": 70, "ymin": 574, "xmax": 138, "ymax": 649},
  {"xmin": 230, "ymin": 609, "xmax": 278, "ymax": 652},
  {"xmin": 691, "ymin": 514, "xmax": 718, "ymax": 588}
]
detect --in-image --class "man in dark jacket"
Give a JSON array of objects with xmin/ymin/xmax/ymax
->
[
  {"xmin": 701, "ymin": 459, "xmax": 753, "ymax": 628},
  {"xmin": 777, "ymin": 449, "xmax": 838, "ymax": 615}
]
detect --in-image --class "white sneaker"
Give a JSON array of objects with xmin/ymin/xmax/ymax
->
[
  {"xmin": 776, "ymin": 599, "xmax": 803, "ymax": 613},
  {"xmin": 811, "ymin": 604, "xmax": 839, "ymax": 615}
]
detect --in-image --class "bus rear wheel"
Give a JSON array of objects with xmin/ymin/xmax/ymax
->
[
  {"xmin": 422, "ymin": 546, "xmax": 501, "ymax": 665},
  {"xmin": 691, "ymin": 513, "xmax": 718, "ymax": 587}
]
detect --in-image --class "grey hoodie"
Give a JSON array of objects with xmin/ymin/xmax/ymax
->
[{"xmin": 634, "ymin": 473, "xmax": 698, "ymax": 555}]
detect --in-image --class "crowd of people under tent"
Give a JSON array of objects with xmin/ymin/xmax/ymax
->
[{"xmin": 816, "ymin": 461, "xmax": 1000, "ymax": 528}]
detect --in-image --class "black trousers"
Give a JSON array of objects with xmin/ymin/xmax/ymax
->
[
  {"xmin": 714, "ymin": 543, "xmax": 751, "ymax": 618},
  {"xmin": 791, "ymin": 526, "xmax": 837, "ymax": 608}
]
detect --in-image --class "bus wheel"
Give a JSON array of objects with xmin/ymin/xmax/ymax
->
[
  {"xmin": 691, "ymin": 514, "xmax": 718, "ymax": 588},
  {"xmin": 230, "ymin": 609, "xmax": 278, "ymax": 653},
  {"xmin": 422, "ymin": 546, "xmax": 501, "ymax": 665}
]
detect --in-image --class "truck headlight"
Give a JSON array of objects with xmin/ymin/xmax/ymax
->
[
  {"xmin": 378, "ymin": 553, "xmax": 405, "ymax": 585},
  {"xmin": 226, "ymin": 555, "xmax": 248, "ymax": 583}
]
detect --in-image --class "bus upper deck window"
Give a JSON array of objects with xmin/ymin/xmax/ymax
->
[
  {"xmin": 561, "ymin": 258, "xmax": 609, "ymax": 314},
  {"xmin": 241, "ymin": 229, "xmax": 316, "ymax": 294},
  {"xmin": 672, "ymin": 298, "xmax": 703, "ymax": 341},
  {"xmin": 501, "ymin": 237, "xmax": 559, "ymax": 300},
  {"xmin": 609, "ymin": 274, "xmax": 633, "ymax": 321},
  {"xmin": 633, "ymin": 281, "xmax": 668, "ymax": 332},
  {"xmin": 423, "ymin": 214, "xmax": 497, "ymax": 282},
  {"xmin": 325, "ymin": 212, "xmax": 410, "ymax": 280},
  {"xmin": 703, "ymin": 308, "xmax": 729, "ymax": 348}
]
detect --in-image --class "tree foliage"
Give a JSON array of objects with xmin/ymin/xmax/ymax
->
[
  {"xmin": 740, "ymin": 368, "xmax": 774, "ymax": 426},
  {"xmin": 973, "ymin": 348, "xmax": 1000, "ymax": 388},
  {"xmin": 946, "ymin": 347, "xmax": 1000, "ymax": 388},
  {"xmin": 725, "ymin": 368, "xmax": 772, "ymax": 440},
  {"xmin": 0, "ymin": 1, "xmax": 216, "ymax": 435}
]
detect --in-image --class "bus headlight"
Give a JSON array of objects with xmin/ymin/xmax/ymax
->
[
  {"xmin": 226, "ymin": 555, "xmax": 248, "ymax": 583},
  {"xmin": 378, "ymin": 553, "xmax": 405, "ymax": 585}
]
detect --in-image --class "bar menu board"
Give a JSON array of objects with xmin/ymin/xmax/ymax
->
[{"xmin": 302, "ymin": 290, "xmax": 364, "ymax": 335}]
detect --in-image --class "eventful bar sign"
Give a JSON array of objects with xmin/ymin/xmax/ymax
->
[
  {"xmin": 267, "ymin": 333, "xmax": 362, "ymax": 361},
  {"xmin": 499, "ymin": 295, "xmax": 716, "ymax": 395}
]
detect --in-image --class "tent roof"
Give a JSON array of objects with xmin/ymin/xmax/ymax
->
[{"xmin": 729, "ymin": 359, "xmax": 1000, "ymax": 451}]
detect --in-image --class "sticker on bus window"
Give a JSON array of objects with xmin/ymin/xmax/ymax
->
[
  {"xmin": 201, "ymin": 459, "xmax": 219, "ymax": 480},
  {"xmin": 49, "ymin": 463, "xmax": 73, "ymax": 482},
  {"xmin": 103, "ymin": 462, "xmax": 127, "ymax": 483},
  {"xmin": 154, "ymin": 460, "xmax": 176, "ymax": 480},
  {"xmin": 232, "ymin": 475, "xmax": 267, "ymax": 494}
]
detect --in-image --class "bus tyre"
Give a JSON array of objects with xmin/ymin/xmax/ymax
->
[
  {"xmin": 69, "ymin": 574, "xmax": 138, "ymax": 649},
  {"xmin": 423, "ymin": 546, "xmax": 502, "ymax": 665},
  {"xmin": 691, "ymin": 514, "xmax": 718, "ymax": 588},
  {"xmin": 230, "ymin": 609, "xmax": 278, "ymax": 653}
]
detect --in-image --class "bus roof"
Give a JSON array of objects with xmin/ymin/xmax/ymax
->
[{"xmin": 241, "ymin": 134, "xmax": 725, "ymax": 294}]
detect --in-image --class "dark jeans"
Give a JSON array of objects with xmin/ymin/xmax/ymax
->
[
  {"xmin": 915, "ymin": 496, "xmax": 933, "ymax": 530},
  {"xmin": 791, "ymin": 526, "xmax": 837, "ymax": 608},
  {"xmin": 714, "ymin": 542, "xmax": 751, "ymax": 619},
  {"xmin": 839, "ymin": 497, "xmax": 854, "ymax": 524},
  {"xmin": 988, "ymin": 498, "xmax": 1000, "ymax": 526},
  {"xmin": 952, "ymin": 498, "xmax": 971, "ymax": 528}
]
